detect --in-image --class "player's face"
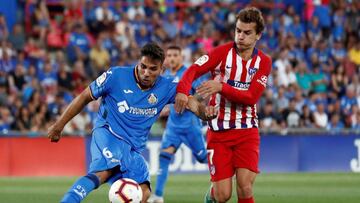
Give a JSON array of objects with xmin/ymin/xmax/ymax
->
[
  {"xmin": 166, "ymin": 49, "xmax": 182, "ymax": 69},
  {"xmin": 137, "ymin": 56, "xmax": 163, "ymax": 88},
  {"xmin": 234, "ymin": 20, "xmax": 261, "ymax": 51}
]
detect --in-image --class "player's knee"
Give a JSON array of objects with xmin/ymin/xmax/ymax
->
[
  {"xmin": 195, "ymin": 154, "xmax": 207, "ymax": 163},
  {"xmin": 237, "ymin": 185, "xmax": 253, "ymax": 199},
  {"xmin": 95, "ymin": 169, "xmax": 113, "ymax": 184},
  {"xmin": 214, "ymin": 188, "xmax": 232, "ymax": 202},
  {"xmin": 195, "ymin": 150, "xmax": 207, "ymax": 163}
]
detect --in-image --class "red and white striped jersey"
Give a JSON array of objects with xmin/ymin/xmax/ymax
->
[{"xmin": 177, "ymin": 42, "xmax": 272, "ymax": 131}]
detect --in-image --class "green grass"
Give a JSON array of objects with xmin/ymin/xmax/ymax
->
[{"xmin": 0, "ymin": 173, "xmax": 360, "ymax": 202}]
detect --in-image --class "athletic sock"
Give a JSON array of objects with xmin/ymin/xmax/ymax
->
[
  {"xmin": 60, "ymin": 173, "xmax": 100, "ymax": 203},
  {"xmin": 238, "ymin": 197, "xmax": 254, "ymax": 203},
  {"xmin": 155, "ymin": 151, "xmax": 173, "ymax": 197}
]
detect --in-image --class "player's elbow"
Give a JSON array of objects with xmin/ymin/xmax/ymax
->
[{"xmin": 234, "ymin": 94, "xmax": 257, "ymax": 105}]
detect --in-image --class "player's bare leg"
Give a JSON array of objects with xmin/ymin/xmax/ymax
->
[
  {"xmin": 95, "ymin": 170, "xmax": 113, "ymax": 184},
  {"xmin": 140, "ymin": 184, "xmax": 151, "ymax": 203},
  {"xmin": 212, "ymin": 177, "xmax": 232, "ymax": 203},
  {"xmin": 235, "ymin": 168, "xmax": 256, "ymax": 203}
]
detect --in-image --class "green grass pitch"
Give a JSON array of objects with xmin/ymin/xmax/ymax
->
[{"xmin": 1, "ymin": 173, "xmax": 360, "ymax": 203}]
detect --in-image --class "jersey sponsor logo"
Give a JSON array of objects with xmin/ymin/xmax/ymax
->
[
  {"xmin": 96, "ymin": 72, "xmax": 107, "ymax": 86},
  {"xmin": 129, "ymin": 107, "xmax": 157, "ymax": 116},
  {"xmin": 117, "ymin": 101, "xmax": 130, "ymax": 113},
  {"xmin": 194, "ymin": 55, "xmax": 209, "ymax": 66},
  {"xmin": 117, "ymin": 100, "xmax": 158, "ymax": 116},
  {"xmin": 257, "ymin": 75, "xmax": 267, "ymax": 87},
  {"xmin": 123, "ymin": 89, "xmax": 134, "ymax": 94},
  {"xmin": 148, "ymin": 93, "xmax": 158, "ymax": 104},
  {"xmin": 248, "ymin": 67, "xmax": 258, "ymax": 75},
  {"xmin": 227, "ymin": 80, "xmax": 250, "ymax": 89}
]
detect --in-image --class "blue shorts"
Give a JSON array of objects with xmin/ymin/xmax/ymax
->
[
  {"xmin": 88, "ymin": 127, "xmax": 149, "ymax": 185},
  {"xmin": 161, "ymin": 124, "xmax": 206, "ymax": 159}
]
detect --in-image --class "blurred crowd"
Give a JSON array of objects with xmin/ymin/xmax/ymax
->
[{"xmin": 0, "ymin": 0, "xmax": 359, "ymax": 135}]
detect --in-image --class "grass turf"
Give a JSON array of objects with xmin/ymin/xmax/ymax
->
[{"xmin": 0, "ymin": 173, "xmax": 360, "ymax": 203}]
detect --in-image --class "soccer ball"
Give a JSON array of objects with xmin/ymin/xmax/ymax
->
[{"xmin": 109, "ymin": 178, "xmax": 143, "ymax": 203}]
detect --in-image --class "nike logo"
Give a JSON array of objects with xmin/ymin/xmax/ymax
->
[
  {"xmin": 123, "ymin": 89, "xmax": 133, "ymax": 94},
  {"xmin": 226, "ymin": 65, "xmax": 231, "ymax": 69}
]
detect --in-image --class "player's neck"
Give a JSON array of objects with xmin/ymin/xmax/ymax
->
[
  {"xmin": 171, "ymin": 64, "xmax": 182, "ymax": 75},
  {"xmin": 236, "ymin": 47, "xmax": 255, "ymax": 61}
]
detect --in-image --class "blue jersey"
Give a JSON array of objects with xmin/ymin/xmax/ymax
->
[
  {"xmin": 89, "ymin": 66, "xmax": 177, "ymax": 152},
  {"xmin": 162, "ymin": 66, "xmax": 208, "ymax": 129}
]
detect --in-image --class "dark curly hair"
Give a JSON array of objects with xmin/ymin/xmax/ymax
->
[{"xmin": 141, "ymin": 42, "xmax": 165, "ymax": 64}]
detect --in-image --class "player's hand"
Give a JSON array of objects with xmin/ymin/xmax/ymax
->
[
  {"xmin": 174, "ymin": 93, "xmax": 188, "ymax": 114},
  {"xmin": 196, "ymin": 80, "xmax": 222, "ymax": 99},
  {"xmin": 47, "ymin": 123, "xmax": 63, "ymax": 143},
  {"xmin": 204, "ymin": 106, "xmax": 218, "ymax": 120}
]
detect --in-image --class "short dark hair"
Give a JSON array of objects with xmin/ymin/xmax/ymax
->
[
  {"xmin": 141, "ymin": 42, "xmax": 165, "ymax": 64},
  {"xmin": 167, "ymin": 45, "xmax": 182, "ymax": 53},
  {"xmin": 236, "ymin": 7, "xmax": 265, "ymax": 34}
]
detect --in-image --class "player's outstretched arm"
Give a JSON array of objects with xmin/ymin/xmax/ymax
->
[
  {"xmin": 47, "ymin": 87, "xmax": 94, "ymax": 142},
  {"xmin": 187, "ymin": 95, "xmax": 217, "ymax": 121}
]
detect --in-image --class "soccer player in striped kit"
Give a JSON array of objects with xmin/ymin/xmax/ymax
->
[{"xmin": 175, "ymin": 7, "xmax": 272, "ymax": 203}]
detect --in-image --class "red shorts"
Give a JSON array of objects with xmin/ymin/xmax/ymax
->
[{"xmin": 206, "ymin": 128, "xmax": 260, "ymax": 182}]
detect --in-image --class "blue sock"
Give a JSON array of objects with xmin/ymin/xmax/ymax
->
[
  {"xmin": 60, "ymin": 173, "xmax": 100, "ymax": 203},
  {"xmin": 155, "ymin": 151, "xmax": 173, "ymax": 197}
]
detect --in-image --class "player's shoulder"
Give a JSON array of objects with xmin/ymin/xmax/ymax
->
[
  {"xmin": 257, "ymin": 49, "xmax": 272, "ymax": 63},
  {"xmin": 158, "ymin": 74, "xmax": 178, "ymax": 86}
]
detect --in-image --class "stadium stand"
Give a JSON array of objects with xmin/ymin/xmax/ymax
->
[{"xmin": 0, "ymin": 0, "xmax": 359, "ymax": 136}]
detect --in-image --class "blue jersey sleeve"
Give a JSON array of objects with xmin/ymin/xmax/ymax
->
[
  {"xmin": 89, "ymin": 69, "xmax": 115, "ymax": 99},
  {"xmin": 168, "ymin": 79, "xmax": 178, "ymax": 104},
  {"xmin": 190, "ymin": 73, "xmax": 210, "ymax": 94}
]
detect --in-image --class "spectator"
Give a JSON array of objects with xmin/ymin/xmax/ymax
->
[
  {"xmin": 258, "ymin": 101, "xmax": 280, "ymax": 129},
  {"xmin": 31, "ymin": 0, "xmax": 50, "ymax": 41},
  {"xmin": 311, "ymin": 66, "xmax": 328, "ymax": 94},
  {"xmin": 326, "ymin": 113, "xmax": 344, "ymax": 133},
  {"xmin": 299, "ymin": 105, "xmax": 314, "ymax": 128},
  {"xmin": 282, "ymin": 98, "xmax": 301, "ymax": 128},
  {"xmin": 349, "ymin": 41, "xmax": 360, "ymax": 66},
  {"xmin": 296, "ymin": 61, "xmax": 312, "ymax": 95},
  {"xmin": 0, "ymin": 13, "xmax": 9, "ymax": 41},
  {"xmin": 15, "ymin": 106, "xmax": 32, "ymax": 132},
  {"xmin": 313, "ymin": 102, "xmax": 328, "ymax": 128},
  {"xmin": 89, "ymin": 37, "xmax": 110, "ymax": 76},
  {"xmin": 8, "ymin": 24, "xmax": 25, "ymax": 52}
]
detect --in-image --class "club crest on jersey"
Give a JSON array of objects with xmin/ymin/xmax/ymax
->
[
  {"xmin": 96, "ymin": 72, "xmax": 107, "ymax": 86},
  {"xmin": 210, "ymin": 164, "xmax": 215, "ymax": 175},
  {"xmin": 194, "ymin": 55, "xmax": 209, "ymax": 66},
  {"xmin": 248, "ymin": 67, "xmax": 257, "ymax": 75},
  {"xmin": 148, "ymin": 93, "xmax": 158, "ymax": 104}
]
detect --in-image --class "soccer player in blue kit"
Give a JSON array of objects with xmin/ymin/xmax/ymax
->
[
  {"xmin": 148, "ymin": 46, "xmax": 209, "ymax": 203},
  {"xmin": 47, "ymin": 43, "xmax": 216, "ymax": 203}
]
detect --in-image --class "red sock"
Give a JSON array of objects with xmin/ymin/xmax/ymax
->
[{"xmin": 238, "ymin": 197, "xmax": 254, "ymax": 203}]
